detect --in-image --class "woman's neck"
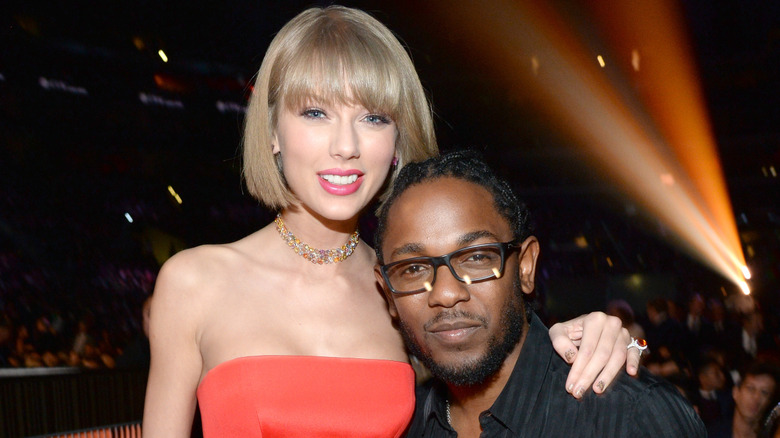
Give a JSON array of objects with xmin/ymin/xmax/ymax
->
[{"xmin": 279, "ymin": 205, "xmax": 359, "ymax": 244}]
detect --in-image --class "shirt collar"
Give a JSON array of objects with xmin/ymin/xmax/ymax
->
[
  {"xmin": 419, "ymin": 312, "xmax": 553, "ymax": 434},
  {"xmin": 421, "ymin": 379, "xmax": 455, "ymax": 432},
  {"xmin": 487, "ymin": 312, "xmax": 553, "ymax": 433}
]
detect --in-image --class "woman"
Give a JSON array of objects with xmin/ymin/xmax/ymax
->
[{"xmin": 143, "ymin": 6, "xmax": 638, "ymax": 437}]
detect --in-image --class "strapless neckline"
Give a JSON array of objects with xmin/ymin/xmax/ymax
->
[
  {"xmin": 196, "ymin": 354, "xmax": 416, "ymax": 437},
  {"xmin": 199, "ymin": 354, "xmax": 409, "ymax": 389}
]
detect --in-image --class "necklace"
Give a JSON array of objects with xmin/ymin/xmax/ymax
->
[
  {"xmin": 274, "ymin": 213, "xmax": 359, "ymax": 264},
  {"xmin": 446, "ymin": 399, "xmax": 452, "ymax": 426}
]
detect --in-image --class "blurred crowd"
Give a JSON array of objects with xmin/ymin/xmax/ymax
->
[
  {"xmin": 607, "ymin": 293, "xmax": 780, "ymax": 437},
  {"xmin": 0, "ymin": 250, "xmax": 153, "ymax": 370}
]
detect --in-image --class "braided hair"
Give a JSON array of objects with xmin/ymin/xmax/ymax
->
[{"xmin": 375, "ymin": 149, "xmax": 532, "ymax": 263}]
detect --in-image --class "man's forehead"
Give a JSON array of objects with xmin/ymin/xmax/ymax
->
[
  {"xmin": 386, "ymin": 178, "xmax": 498, "ymax": 231},
  {"xmin": 383, "ymin": 178, "xmax": 510, "ymax": 257},
  {"xmin": 391, "ymin": 177, "xmax": 492, "ymax": 215},
  {"xmin": 386, "ymin": 229, "xmax": 501, "ymax": 259},
  {"xmin": 744, "ymin": 374, "xmax": 776, "ymax": 389}
]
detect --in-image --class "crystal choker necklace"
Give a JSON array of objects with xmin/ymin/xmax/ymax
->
[{"xmin": 274, "ymin": 213, "xmax": 360, "ymax": 264}]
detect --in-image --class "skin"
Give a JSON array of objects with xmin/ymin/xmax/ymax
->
[
  {"xmin": 272, "ymin": 101, "xmax": 397, "ymax": 223},
  {"xmin": 732, "ymin": 374, "xmax": 776, "ymax": 438},
  {"xmin": 698, "ymin": 363, "xmax": 725, "ymax": 392}
]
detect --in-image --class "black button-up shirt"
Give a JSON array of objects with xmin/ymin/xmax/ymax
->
[{"xmin": 406, "ymin": 313, "xmax": 706, "ymax": 437}]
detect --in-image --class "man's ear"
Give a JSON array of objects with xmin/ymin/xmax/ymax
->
[
  {"xmin": 375, "ymin": 265, "xmax": 398, "ymax": 318},
  {"xmin": 517, "ymin": 236, "xmax": 540, "ymax": 295}
]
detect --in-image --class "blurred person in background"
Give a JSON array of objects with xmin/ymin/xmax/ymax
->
[
  {"xmin": 761, "ymin": 401, "xmax": 780, "ymax": 438},
  {"xmin": 710, "ymin": 362, "xmax": 779, "ymax": 438},
  {"xmin": 691, "ymin": 358, "xmax": 734, "ymax": 435},
  {"xmin": 0, "ymin": 322, "xmax": 13, "ymax": 366},
  {"xmin": 684, "ymin": 293, "xmax": 715, "ymax": 349},
  {"xmin": 116, "ymin": 295, "xmax": 152, "ymax": 370},
  {"xmin": 646, "ymin": 296, "xmax": 686, "ymax": 355},
  {"xmin": 607, "ymin": 299, "xmax": 646, "ymax": 340},
  {"xmin": 71, "ymin": 315, "xmax": 95, "ymax": 356}
]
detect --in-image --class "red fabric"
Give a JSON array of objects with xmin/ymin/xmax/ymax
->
[{"xmin": 196, "ymin": 355, "xmax": 415, "ymax": 437}]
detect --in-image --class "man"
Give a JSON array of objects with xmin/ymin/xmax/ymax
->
[
  {"xmin": 684, "ymin": 293, "xmax": 715, "ymax": 349},
  {"xmin": 645, "ymin": 296, "xmax": 686, "ymax": 355},
  {"xmin": 374, "ymin": 151, "xmax": 705, "ymax": 437},
  {"xmin": 691, "ymin": 359, "xmax": 733, "ymax": 433},
  {"xmin": 709, "ymin": 362, "xmax": 778, "ymax": 438}
]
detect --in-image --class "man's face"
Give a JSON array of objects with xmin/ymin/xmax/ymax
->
[
  {"xmin": 733, "ymin": 374, "xmax": 776, "ymax": 422},
  {"xmin": 376, "ymin": 177, "xmax": 539, "ymax": 386},
  {"xmin": 698, "ymin": 364, "xmax": 725, "ymax": 391}
]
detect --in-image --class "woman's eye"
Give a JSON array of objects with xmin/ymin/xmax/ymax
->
[
  {"xmin": 302, "ymin": 108, "xmax": 326, "ymax": 119},
  {"xmin": 364, "ymin": 114, "xmax": 391, "ymax": 125}
]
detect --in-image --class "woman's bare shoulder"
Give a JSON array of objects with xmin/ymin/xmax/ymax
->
[{"xmin": 153, "ymin": 230, "xmax": 274, "ymax": 306}]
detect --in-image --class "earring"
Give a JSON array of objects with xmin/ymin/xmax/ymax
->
[{"xmin": 391, "ymin": 156, "xmax": 398, "ymax": 167}]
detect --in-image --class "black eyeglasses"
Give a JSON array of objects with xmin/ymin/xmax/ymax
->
[{"xmin": 380, "ymin": 239, "xmax": 521, "ymax": 294}]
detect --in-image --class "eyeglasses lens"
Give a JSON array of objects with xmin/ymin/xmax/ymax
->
[{"xmin": 386, "ymin": 245, "xmax": 504, "ymax": 293}]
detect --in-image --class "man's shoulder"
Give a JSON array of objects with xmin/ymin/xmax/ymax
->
[
  {"xmin": 589, "ymin": 368, "xmax": 707, "ymax": 436},
  {"xmin": 605, "ymin": 366, "xmax": 680, "ymax": 398},
  {"xmin": 540, "ymin": 352, "xmax": 705, "ymax": 436}
]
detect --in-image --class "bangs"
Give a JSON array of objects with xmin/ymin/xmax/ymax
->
[{"xmin": 273, "ymin": 23, "xmax": 404, "ymax": 118}]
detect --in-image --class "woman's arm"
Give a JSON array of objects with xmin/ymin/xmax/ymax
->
[
  {"xmin": 549, "ymin": 312, "xmax": 639, "ymax": 398},
  {"xmin": 143, "ymin": 255, "xmax": 205, "ymax": 437}
]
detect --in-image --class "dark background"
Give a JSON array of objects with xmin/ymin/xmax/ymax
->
[{"xmin": 1, "ymin": 0, "xmax": 778, "ymax": 342}]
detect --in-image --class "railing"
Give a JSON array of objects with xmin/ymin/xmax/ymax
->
[
  {"xmin": 27, "ymin": 421, "xmax": 142, "ymax": 438},
  {"xmin": 0, "ymin": 368, "xmax": 147, "ymax": 438}
]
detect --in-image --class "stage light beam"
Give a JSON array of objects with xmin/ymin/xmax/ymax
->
[{"xmin": 431, "ymin": 0, "xmax": 748, "ymax": 294}]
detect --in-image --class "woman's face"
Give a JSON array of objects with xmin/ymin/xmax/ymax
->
[{"xmin": 273, "ymin": 100, "xmax": 397, "ymax": 220}]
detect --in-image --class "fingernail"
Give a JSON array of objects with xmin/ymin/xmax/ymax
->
[
  {"xmin": 595, "ymin": 380, "xmax": 605, "ymax": 393},
  {"xmin": 567, "ymin": 383, "xmax": 574, "ymax": 392},
  {"xmin": 575, "ymin": 386, "xmax": 585, "ymax": 398},
  {"xmin": 564, "ymin": 349, "xmax": 576, "ymax": 363}
]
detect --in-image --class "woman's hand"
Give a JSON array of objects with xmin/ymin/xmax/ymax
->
[{"xmin": 549, "ymin": 312, "xmax": 640, "ymax": 398}]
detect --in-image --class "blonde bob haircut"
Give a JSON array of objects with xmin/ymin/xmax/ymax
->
[{"xmin": 243, "ymin": 5, "xmax": 438, "ymax": 209}]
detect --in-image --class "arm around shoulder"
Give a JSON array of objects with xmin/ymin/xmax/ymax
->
[{"xmin": 143, "ymin": 251, "xmax": 209, "ymax": 437}]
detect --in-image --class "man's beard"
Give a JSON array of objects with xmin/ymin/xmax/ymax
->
[{"xmin": 399, "ymin": 277, "xmax": 530, "ymax": 387}]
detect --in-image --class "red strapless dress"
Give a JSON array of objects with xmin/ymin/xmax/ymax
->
[{"xmin": 196, "ymin": 355, "xmax": 415, "ymax": 437}]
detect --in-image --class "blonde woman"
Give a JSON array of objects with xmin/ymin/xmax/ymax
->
[{"xmin": 143, "ymin": 6, "xmax": 639, "ymax": 437}]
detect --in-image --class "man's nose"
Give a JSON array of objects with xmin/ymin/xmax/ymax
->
[{"xmin": 426, "ymin": 265, "xmax": 470, "ymax": 308}]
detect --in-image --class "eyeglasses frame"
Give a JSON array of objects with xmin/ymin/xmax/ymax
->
[{"xmin": 379, "ymin": 238, "xmax": 522, "ymax": 295}]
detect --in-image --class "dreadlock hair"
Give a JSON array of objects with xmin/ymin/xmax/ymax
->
[{"xmin": 374, "ymin": 149, "xmax": 532, "ymax": 264}]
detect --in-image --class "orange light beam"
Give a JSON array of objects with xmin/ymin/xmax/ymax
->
[{"xmin": 431, "ymin": 0, "xmax": 748, "ymax": 291}]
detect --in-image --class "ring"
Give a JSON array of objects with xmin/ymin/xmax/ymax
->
[{"xmin": 627, "ymin": 337, "xmax": 648, "ymax": 356}]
